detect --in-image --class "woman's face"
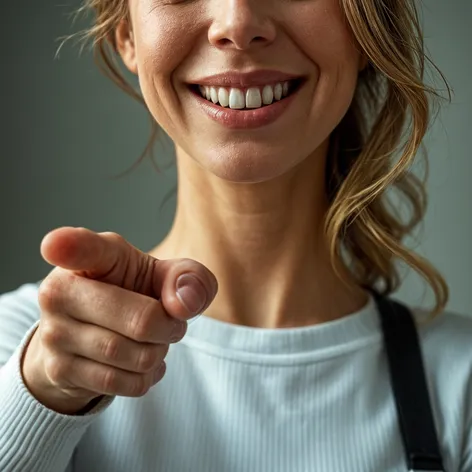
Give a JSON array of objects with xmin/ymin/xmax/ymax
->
[{"xmin": 117, "ymin": 0, "xmax": 365, "ymax": 183}]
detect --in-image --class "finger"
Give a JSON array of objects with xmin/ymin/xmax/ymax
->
[
  {"xmin": 40, "ymin": 226, "xmax": 146, "ymax": 289},
  {"xmin": 156, "ymin": 258, "xmax": 219, "ymax": 321},
  {"xmin": 44, "ymin": 353, "xmax": 166, "ymax": 398},
  {"xmin": 40, "ymin": 227, "xmax": 219, "ymax": 319},
  {"xmin": 40, "ymin": 316, "xmax": 171, "ymax": 374},
  {"xmin": 38, "ymin": 270, "xmax": 187, "ymax": 344}
]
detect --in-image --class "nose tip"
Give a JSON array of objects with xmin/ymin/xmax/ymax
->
[{"xmin": 208, "ymin": 7, "xmax": 276, "ymax": 51}]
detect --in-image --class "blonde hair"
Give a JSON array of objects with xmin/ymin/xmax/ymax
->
[{"xmin": 62, "ymin": 0, "xmax": 452, "ymax": 318}]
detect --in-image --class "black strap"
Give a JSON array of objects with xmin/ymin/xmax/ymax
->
[{"xmin": 372, "ymin": 292, "xmax": 445, "ymax": 471}]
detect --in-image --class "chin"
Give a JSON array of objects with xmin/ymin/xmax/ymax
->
[{"xmin": 201, "ymin": 149, "xmax": 298, "ymax": 184}]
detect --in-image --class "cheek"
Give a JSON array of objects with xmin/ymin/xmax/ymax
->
[
  {"xmin": 130, "ymin": 4, "xmax": 202, "ymax": 132},
  {"xmin": 291, "ymin": 3, "xmax": 361, "ymax": 119},
  {"xmin": 133, "ymin": 4, "xmax": 200, "ymax": 82},
  {"xmin": 293, "ymin": 2, "xmax": 360, "ymax": 74}
]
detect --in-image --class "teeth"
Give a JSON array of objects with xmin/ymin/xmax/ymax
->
[
  {"xmin": 274, "ymin": 83, "xmax": 283, "ymax": 101},
  {"xmin": 246, "ymin": 88, "xmax": 262, "ymax": 108},
  {"xmin": 197, "ymin": 81, "xmax": 294, "ymax": 109},
  {"xmin": 229, "ymin": 88, "xmax": 245, "ymax": 109},
  {"xmin": 262, "ymin": 85, "xmax": 274, "ymax": 105},
  {"xmin": 210, "ymin": 87, "xmax": 219, "ymax": 104},
  {"xmin": 218, "ymin": 88, "xmax": 229, "ymax": 107},
  {"xmin": 282, "ymin": 82, "xmax": 289, "ymax": 97}
]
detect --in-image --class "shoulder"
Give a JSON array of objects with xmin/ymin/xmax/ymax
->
[
  {"xmin": 411, "ymin": 306, "xmax": 472, "ymax": 379},
  {"xmin": 392, "ymin": 304, "xmax": 472, "ymax": 399},
  {"xmin": 412, "ymin": 306, "xmax": 472, "ymax": 363},
  {"xmin": 409, "ymin": 307, "xmax": 472, "ymax": 466},
  {"xmin": 411, "ymin": 307, "xmax": 471, "ymax": 418}
]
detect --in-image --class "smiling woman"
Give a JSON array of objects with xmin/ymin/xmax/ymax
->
[{"xmin": 0, "ymin": 1, "xmax": 471, "ymax": 472}]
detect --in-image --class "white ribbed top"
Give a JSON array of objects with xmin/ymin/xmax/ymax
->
[{"xmin": 0, "ymin": 282, "xmax": 471, "ymax": 472}]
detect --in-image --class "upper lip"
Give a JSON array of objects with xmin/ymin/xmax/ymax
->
[{"xmin": 188, "ymin": 70, "xmax": 305, "ymax": 88}]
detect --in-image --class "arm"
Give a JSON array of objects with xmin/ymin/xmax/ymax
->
[{"xmin": 0, "ymin": 283, "xmax": 113, "ymax": 472}]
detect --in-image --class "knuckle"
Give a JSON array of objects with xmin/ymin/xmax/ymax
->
[
  {"xmin": 127, "ymin": 302, "xmax": 158, "ymax": 342},
  {"xmin": 38, "ymin": 276, "xmax": 63, "ymax": 312},
  {"xmin": 102, "ymin": 232, "xmax": 126, "ymax": 246},
  {"xmin": 180, "ymin": 259, "xmax": 207, "ymax": 276},
  {"xmin": 40, "ymin": 319, "xmax": 64, "ymax": 348},
  {"xmin": 100, "ymin": 368, "xmax": 119, "ymax": 394},
  {"xmin": 100, "ymin": 335, "xmax": 121, "ymax": 363},
  {"xmin": 38, "ymin": 271, "xmax": 77, "ymax": 313},
  {"xmin": 181, "ymin": 257, "xmax": 200, "ymax": 266},
  {"xmin": 44, "ymin": 355, "xmax": 69, "ymax": 385},
  {"xmin": 131, "ymin": 375, "xmax": 150, "ymax": 397},
  {"xmin": 136, "ymin": 345, "xmax": 160, "ymax": 373}
]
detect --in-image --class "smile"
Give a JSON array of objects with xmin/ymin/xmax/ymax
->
[{"xmin": 188, "ymin": 78, "xmax": 305, "ymax": 110}]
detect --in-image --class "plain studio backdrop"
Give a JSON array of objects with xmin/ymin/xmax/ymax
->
[{"xmin": 0, "ymin": 1, "xmax": 470, "ymax": 315}]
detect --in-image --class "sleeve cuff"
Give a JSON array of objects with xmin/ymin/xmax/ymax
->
[{"xmin": 0, "ymin": 321, "xmax": 115, "ymax": 472}]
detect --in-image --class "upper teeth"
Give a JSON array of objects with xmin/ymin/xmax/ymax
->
[{"xmin": 198, "ymin": 81, "xmax": 292, "ymax": 109}]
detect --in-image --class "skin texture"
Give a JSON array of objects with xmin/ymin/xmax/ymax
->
[{"xmin": 115, "ymin": 0, "xmax": 369, "ymax": 329}]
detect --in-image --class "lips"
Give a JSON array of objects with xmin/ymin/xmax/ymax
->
[
  {"xmin": 187, "ymin": 70, "xmax": 307, "ymax": 88},
  {"xmin": 188, "ymin": 77, "xmax": 306, "ymax": 129}
]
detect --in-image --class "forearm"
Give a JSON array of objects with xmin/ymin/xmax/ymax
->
[{"xmin": 0, "ymin": 322, "xmax": 113, "ymax": 472}]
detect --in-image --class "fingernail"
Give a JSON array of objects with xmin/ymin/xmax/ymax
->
[{"xmin": 176, "ymin": 273, "xmax": 208, "ymax": 314}]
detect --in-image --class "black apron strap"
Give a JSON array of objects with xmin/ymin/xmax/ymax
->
[{"xmin": 371, "ymin": 291, "xmax": 446, "ymax": 471}]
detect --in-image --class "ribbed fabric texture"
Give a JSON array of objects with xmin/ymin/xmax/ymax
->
[{"xmin": 0, "ymin": 282, "xmax": 471, "ymax": 472}]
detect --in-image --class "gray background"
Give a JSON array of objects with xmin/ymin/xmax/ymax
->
[{"xmin": 0, "ymin": 1, "xmax": 470, "ymax": 315}]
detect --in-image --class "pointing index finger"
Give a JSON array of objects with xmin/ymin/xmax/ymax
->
[{"xmin": 40, "ymin": 227, "xmax": 149, "ymax": 288}]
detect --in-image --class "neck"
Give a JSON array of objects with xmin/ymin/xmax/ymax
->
[{"xmin": 149, "ymin": 145, "xmax": 368, "ymax": 329}]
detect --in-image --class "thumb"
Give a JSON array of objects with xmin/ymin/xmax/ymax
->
[
  {"xmin": 40, "ymin": 227, "xmax": 218, "ymax": 320},
  {"xmin": 156, "ymin": 259, "xmax": 219, "ymax": 321}
]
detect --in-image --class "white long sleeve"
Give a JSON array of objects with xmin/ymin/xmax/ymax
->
[{"xmin": 1, "ymin": 282, "xmax": 471, "ymax": 472}]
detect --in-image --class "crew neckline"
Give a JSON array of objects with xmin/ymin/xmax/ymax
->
[{"xmin": 184, "ymin": 293, "xmax": 382, "ymax": 358}]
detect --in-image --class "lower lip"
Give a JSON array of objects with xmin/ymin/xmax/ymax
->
[{"xmin": 188, "ymin": 82, "xmax": 304, "ymax": 130}]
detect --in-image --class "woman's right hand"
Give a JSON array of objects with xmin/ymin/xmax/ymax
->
[{"xmin": 21, "ymin": 227, "xmax": 218, "ymax": 415}]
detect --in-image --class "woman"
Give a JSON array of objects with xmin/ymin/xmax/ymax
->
[{"xmin": 0, "ymin": 0, "xmax": 470, "ymax": 471}]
